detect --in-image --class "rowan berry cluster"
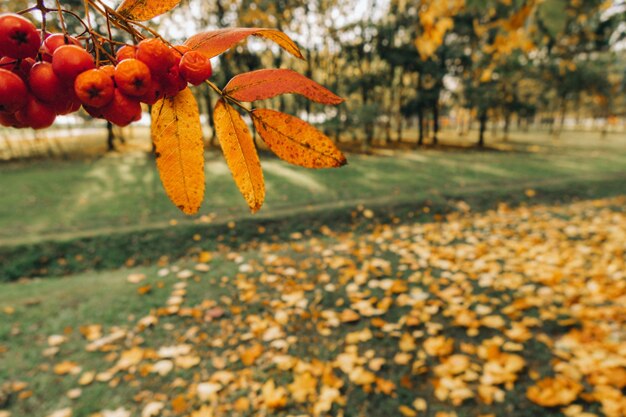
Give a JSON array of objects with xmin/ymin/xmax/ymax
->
[{"xmin": 0, "ymin": 12, "xmax": 213, "ymax": 130}]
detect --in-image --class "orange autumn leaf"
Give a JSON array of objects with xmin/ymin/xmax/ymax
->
[
  {"xmin": 53, "ymin": 361, "xmax": 81, "ymax": 375},
  {"xmin": 526, "ymin": 375, "xmax": 583, "ymax": 407},
  {"xmin": 171, "ymin": 395, "xmax": 189, "ymax": 414},
  {"xmin": 224, "ymin": 69, "xmax": 344, "ymax": 105},
  {"xmin": 184, "ymin": 28, "xmax": 303, "ymax": 60},
  {"xmin": 240, "ymin": 343, "xmax": 264, "ymax": 366},
  {"xmin": 151, "ymin": 87, "xmax": 205, "ymax": 215},
  {"xmin": 251, "ymin": 109, "xmax": 347, "ymax": 169},
  {"xmin": 116, "ymin": 0, "xmax": 180, "ymax": 21},
  {"xmin": 214, "ymin": 99, "xmax": 265, "ymax": 212}
]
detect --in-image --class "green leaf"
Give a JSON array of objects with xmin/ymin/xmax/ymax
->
[{"xmin": 538, "ymin": 0, "xmax": 568, "ymax": 37}]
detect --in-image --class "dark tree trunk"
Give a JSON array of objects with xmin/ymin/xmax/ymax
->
[
  {"xmin": 558, "ymin": 94, "xmax": 567, "ymax": 137},
  {"xmin": 396, "ymin": 95, "xmax": 403, "ymax": 142},
  {"xmin": 478, "ymin": 110, "xmax": 488, "ymax": 147},
  {"xmin": 432, "ymin": 99, "xmax": 439, "ymax": 145},
  {"xmin": 503, "ymin": 110, "xmax": 511, "ymax": 141},
  {"xmin": 416, "ymin": 74, "xmax": 424, "ymax": 147},
  {"xmin": 106, "ymin": 121, "xmax": 115, "ymax": 152},
  {"xmin": 417, "ymin": 108, "xmax": 424, "ymax": 146}
]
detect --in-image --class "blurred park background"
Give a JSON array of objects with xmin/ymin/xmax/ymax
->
[{"xmin": 1, "ymin": 1, "xmax": 626, "ymax": 417}]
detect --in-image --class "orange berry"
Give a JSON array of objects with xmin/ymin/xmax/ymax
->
[
  {"xmin": 179, "ymin": 51, "xmax": 212, "ymax": 85},
  {"xmin": 116, "ymin": 44, "xmax": 137, "ymax": 62},
  {"xmin": 74, "ymin": 68, "xmax": 115, "ymax": 108},
  {"xmin": 136, "ymin": 38, "xmax": 175, "ymax": 76},
  {"xmin": 171, "ymin": 45, "xmax": 190, "ymax": 61},
  {"xmin": 114, "ymin": 58, "xmax": 152, "ymax": 97},
  {"xmin": 99, "ymin": 64, "xmax": 116, "ymax": 83}
]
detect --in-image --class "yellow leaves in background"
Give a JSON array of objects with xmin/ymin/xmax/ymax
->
[
  {"xmin": 116, "ymin": 0, "xmax": 181, "ymax": 21},
  {"xmin": 415, "ymin": 0, "xmax": 464, "ymax": 60},
  {"xmin": 484, "ymin": 30, "xmax": 535, "ymax": 57},
  {"xmin": 151, "ymin": 88, "xmax": 205, "ymax": 215}
]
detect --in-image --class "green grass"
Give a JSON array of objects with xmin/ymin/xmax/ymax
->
[
  {"xmin": 1, "ymin": 129, "xmax": 625, "ymax": 280},
  {"xmin": 1, "ymin": 129, "xmax": 625, "ymax": 244}
]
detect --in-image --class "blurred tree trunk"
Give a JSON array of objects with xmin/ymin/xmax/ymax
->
[
  {"xmin": 417, "ymin": 73, "xmax": 424, "ymax": 146},
  {"xmin": 557, "ymin": 94, "xmax": 567, "ymax": 137},
  {"xmin": 396, "ymin": 86, "xmax": 403, "ymax": 142},
  {"xmin": 383, "ymin": 65, "xmax": 398, "ymax": 145},
  {"xmin": 478, "ymin": 110, "xmax": 487, "ymax": 147},
  {"xmin": 503, "ymin": 109, "xmax": 511, "ymax": 141},
  {"xmin": 432, "ymin": 98, "xmax": 439, "ymax": 145}
]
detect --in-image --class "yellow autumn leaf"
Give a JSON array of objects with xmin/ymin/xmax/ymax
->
[
  {"xmin": 214, "ymin": 99, "xmax": 265, "ymax": 212},
  {"xmin": 116, "ymin": 0, "xmax": 181, "ymax": 21},
  {"xmin": 151, "ymin": 88, "xmax": 205, "ymax": 215},
  {"xmin": 288, "ymin": 371, "xmax": 317, "ymax": 403},
  {"xmin": 261, "ymin": 380, "xmax": 288, "ymax": 410},
  {"xmin": 527, "ymin": 375, "xmax": 583, "ymax": 407},
  {"xmin": 240, "ymin": 343, "xmax": 264, "ymax": 366}
]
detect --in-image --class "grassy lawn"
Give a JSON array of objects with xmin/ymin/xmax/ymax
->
[
  {"xmin": 1, "ymin": 129, "xmax": 625, "ymax": 245},
  {"xmin": 1, "ymin": 196, "xmax": 624, "ymax": 417}
]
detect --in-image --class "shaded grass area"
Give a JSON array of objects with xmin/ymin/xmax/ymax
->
[
  {"xmin": 1, "ymin": 130, "xmax": 626, "ymax": 281},
  {"xmin": 1, "ymin": 130, "xmax": 626, "ymax": 243},
  {"xmin": 1, "ymin": 171, "xmax": 625, "ymax": 281}
]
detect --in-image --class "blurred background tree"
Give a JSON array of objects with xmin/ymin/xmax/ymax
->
[{"xmin": 2, "ymin": 0, "xmax": 625, "ymax": 159}]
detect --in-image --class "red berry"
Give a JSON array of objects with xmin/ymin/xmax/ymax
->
[
  {"xmin": 171, "ymin": 45, "xmax": 190, "ymax": 62},
  {"xmin": 0, "ymin": 68, "xmax": 28, "ymax": 112},
  {"xmin": 83, "ymin": 104, "xmax": 105, "ymax": 119},
  {"xmin": 51, "ymin": 45, "xmax": 95, "ymax": 83},
  {"xmin": 53, "ymin": 96, "xmax": 81, "ymax": 115},
  {"xmin": 0, "ymin": 13, "xmax": 41, "ymax": 59},
  {"xmin": 74, "ymin": 68, "xmax": 115, "ymax": 108},
  {"xmin": 15, "ymin": 96, "xmax": 56, "ymax": 129},
  {"xmin": 138, "ymin": 79, "xmax": 164, "ymax": 105},
  {"xmin": 114, "ymin": 59, "xmax": 152, "ymax": 97},
  {"xmin": 161, "ymin": 64, "xmax": 187, "ymax": 97},
  {"xmin": 179, "ymin": 51, "xmax": 212, "ymax": 86},
  {"xmin": 42, "ymin": 33, "xmax": 81, "ymax": 61},
  {"xmin": 0, "ymin": 56, "xmax": 34, "ymax": 81},
  {"xmin": 136, "ymin": 38, "xmax": 175, "ymax": 76},
  {"xmin": 29, "ymin": 62, "xmax": 65, "ymax": 103},
  {"xmin": 102, "ymin": 89, "xmax": 142, "ymax": 126},
  {"xmin": 0, "ymin": 111, "xmax": 26, "ymax": 128}
]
